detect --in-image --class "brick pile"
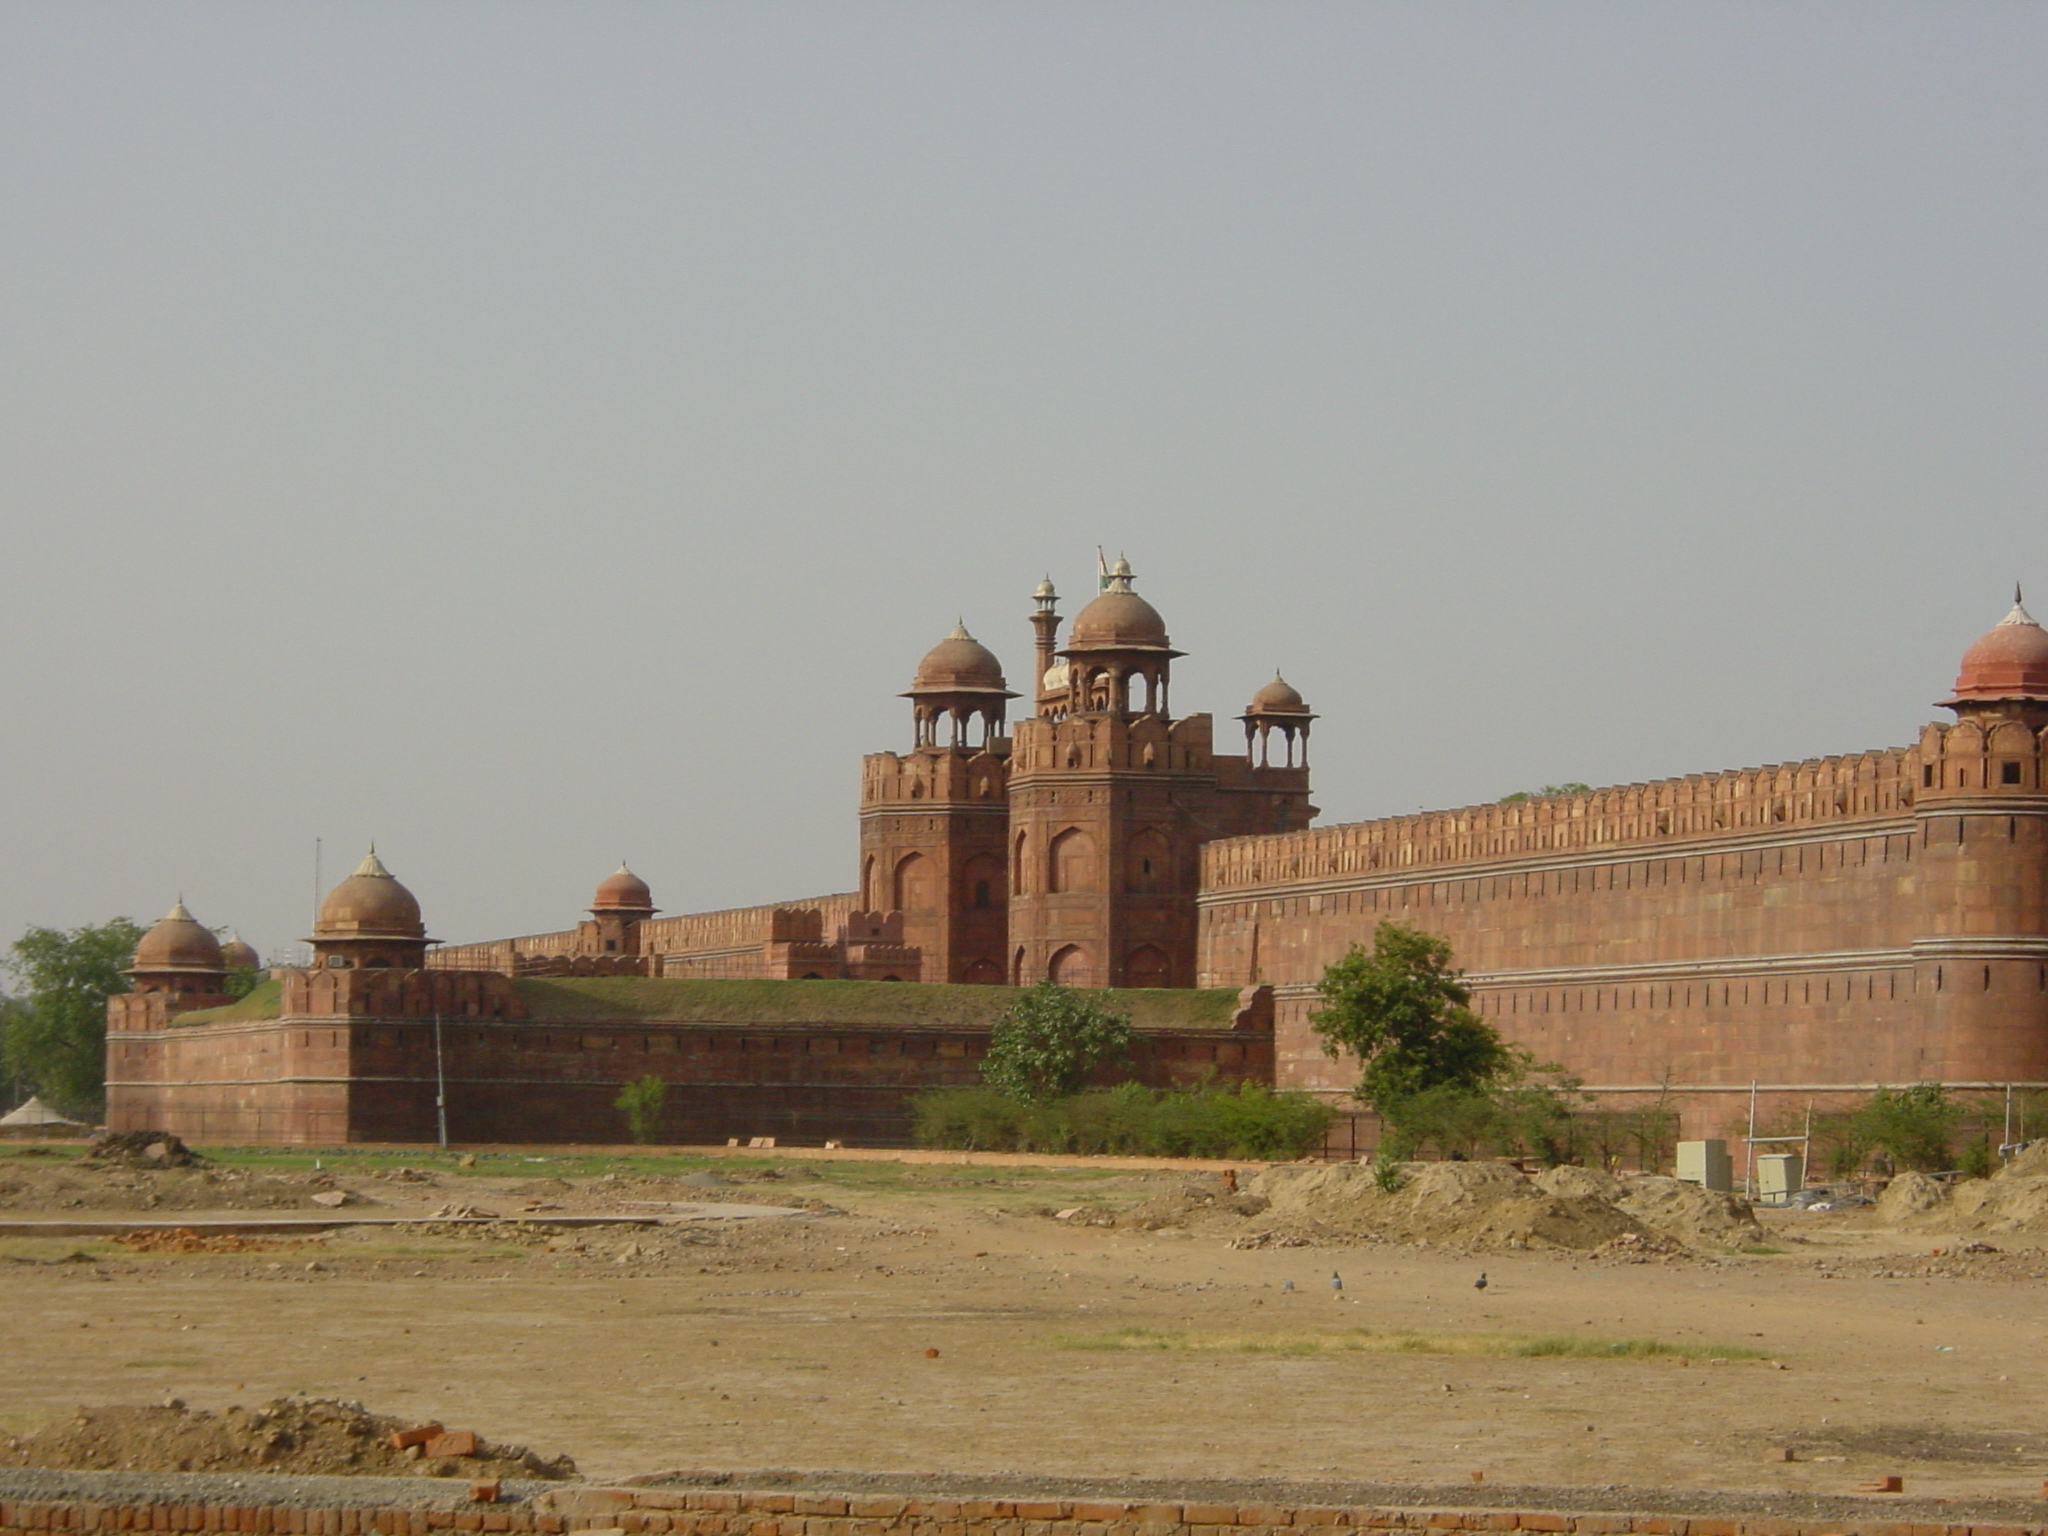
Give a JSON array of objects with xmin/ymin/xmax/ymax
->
[{"xmin": 4, "ymin": 1488, "xmax": 2044, "ymax": 1536}]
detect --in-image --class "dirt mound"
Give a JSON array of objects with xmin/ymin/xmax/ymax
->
[
  {"xmin": 112, "ymin": 1227, "xmax": 321, "ymax": 1255},
  {"xmin": 0, "ymin": 1161, "xmax": 367, "ymax": 1213},
  {"xmin": 86, "ymin": 1132, "xmax": 205, "ymax": 1168},
  {"xmin": 1243, "ymin": 1161, "xmax": 1762, "ymax": 1252},
  {"xmin": 1867, "ymin": 1164, "xmax": 2048, "ymax": 1234},
  {"xmin": 1607, "ymin": 1174, "xmax": 1765, "ymax": 1248},
  {"xmin": 0, "ymin": 1398, "xmax": 577, "ymax": 1479},
  {"xmin": 1875, "ymin": 1170, "xmax": 1948, "ymax": 1222},
  {"xmin": 1998, "ymin": 1141, "xmax": 2048, "ymax": 1178}
]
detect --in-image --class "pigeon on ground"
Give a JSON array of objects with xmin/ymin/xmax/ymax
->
[
  {"xmin": 1282, "ymin": 1279, "xmax": 1294, "ymax": 1292},
  {"xmin": 1331, "ymin": 1272, "xmax": 1344, "ymax": 1292},
  {"xmin": 1474, "ymin": 1272, "xmax": 1489, "ymax": 1291}
]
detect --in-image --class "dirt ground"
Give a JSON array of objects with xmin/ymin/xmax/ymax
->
[{"xmin": 3, "ymin": 1146, "xmax": 2046, "ymax": 1504}]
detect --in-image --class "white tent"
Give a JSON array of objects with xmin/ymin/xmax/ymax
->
[{"xmin": 0, "ymin": 1095, "xmax": 87, "ymax": 1130}]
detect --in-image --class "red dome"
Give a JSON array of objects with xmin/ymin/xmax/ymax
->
[
  {"xmin": 222, "ymin": 933, "xmax": 261, "ymax": 969},
  {"xmin": 1247, "ymin": 672, "xmax": 1312, "ymax": 715},
  {"xmin": 131, "ymin": 901, "xmax": 225, "ymax": 975},
  {"xmin": 592, "ymin": 863, "xmax": 656, "ymax": 913},
  {"xmin": 908, "ymin": 622, "xmax": 1010, "ymax": 696},
  {"xmin": 1947, "ymin": 600, "xmax": 2048, "ymax": 703},
  {"xmin": 1064, "ymin": 559, "xmax": 1178, "ymax": 654},
  {"xmin": 314, "ymin": 849, "xmax": 425, "ymax": 939}
]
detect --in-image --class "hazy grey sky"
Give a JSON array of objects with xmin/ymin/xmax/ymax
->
[{"xmin": 2, "ymin": 2, "xmax": 2044, "ymax": 961}]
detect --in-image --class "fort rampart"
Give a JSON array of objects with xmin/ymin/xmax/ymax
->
[
  {"xmin": 105, "ymin": 980, "xmax": 1273, "ymax": 1146},
  {"xmin": 1200, "ymin": 722, "xmax": 2048, "ymax": 1133}
]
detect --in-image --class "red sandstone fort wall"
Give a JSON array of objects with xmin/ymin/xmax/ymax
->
[
  {"xmin": 1199, "ymin": 737, "xmax": 2048, "ymax": 1126},
  {"xmin": 643, "ymin": 894, "xmax": 862, "ymax": 977},
  {"xmin": 108, "ymin": 993, "xmax": 1271, "ymax": 1146}
]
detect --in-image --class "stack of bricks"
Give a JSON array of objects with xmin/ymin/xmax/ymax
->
[{"xmin": 8, "ymin": 1491, "xmax": 2040, "ymax": 1536}]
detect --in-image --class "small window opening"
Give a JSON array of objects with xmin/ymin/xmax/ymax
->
[
  {"xmin": 2004, "ymin": 761, "xmax": 2023, "ymax": 785},
  {"xmin": 1924, "ymin": 765, "xmax": 1935, "ymax": 787}
]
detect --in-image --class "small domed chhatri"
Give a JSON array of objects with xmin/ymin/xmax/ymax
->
[
  {"xmin": 221, "ymin": 932, "xmax": 261, "ymax": 970},
  {"xmin": 903, "ymin": 620, "xmax": 1015, "ymax": 750},
  {"xmin": 131, "ymin": 900, "xmax": 225, "ymax": 976},
  {"xmin": 1240, "ymin": 671, "xmax": 1317, "ymax": 768},
  {"xmin": 1248, "ymin": 671, "xmax": 1312, "ymax": 716},
  {"xmin": 592, "ymin": 863, "xmax": 656, "ymax": 914},
  {"xmin": 1945, "ymin": 591, "xmax": 2048, "ymax": 708}
]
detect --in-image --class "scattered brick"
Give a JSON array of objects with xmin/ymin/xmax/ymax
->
[
  {"xmin": 470, "ymin": 1484, "xmax": 502, "ymax": 1507},
  {"xmin": 391, "ymin": 1425, "xmax": 445, "ymax": 1451}
]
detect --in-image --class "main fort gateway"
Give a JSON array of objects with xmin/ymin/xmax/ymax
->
[{"xmin": 107, "ymin": 567, "xmax": 2048, "ymax": 1144}]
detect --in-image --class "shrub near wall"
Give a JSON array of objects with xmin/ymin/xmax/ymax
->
[{"xmin": 911, "ymin": 1080, "xmax": 1334, "ymax": 1159}]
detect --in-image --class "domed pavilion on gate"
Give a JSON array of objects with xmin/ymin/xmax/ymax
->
[{"xmin": 104, "ymin": 571, "xmax": 2048, "ymax": 1147}]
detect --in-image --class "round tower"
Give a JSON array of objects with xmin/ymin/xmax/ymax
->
[
  {"xmin": 859, "ymin": 619, "xmax": 1015, "ymax": 982},
  {"xmin": 1911, "ymin": 594, "xmax": 2048, "ymax": 1083},
  {"xmin": 307, "ymin": 848, "xmax": 431, "ymax": 970}
]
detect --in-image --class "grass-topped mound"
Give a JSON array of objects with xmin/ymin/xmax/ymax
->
[
  {"xmin": 173, "ymin": 977, "xmax": 283, "ymax": 1025},
  {"xmin": 512, "ymin": 975, "xmax": 1247, "ymax": 1030}
]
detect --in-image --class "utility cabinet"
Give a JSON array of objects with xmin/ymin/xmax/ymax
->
[{"xmin": 1676, "ymin": 1139, "xmax": 1733, "ymax": 1192}]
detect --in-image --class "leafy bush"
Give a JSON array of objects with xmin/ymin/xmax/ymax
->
[
  {"xmin": 982, "ymin": 983, "xmax": 1136, "ymax": 1103},
  {"xmin": 614, "ymin": 1075, "xmax": 667, "ymax": 1144},
  {"xmin": 1848, "ymin": 1082, "xmax": 1962, "ymax": 1172},
  {"xmin": 911, "ymin": 1079, "xmax": 1335, "ymax": 1159}
]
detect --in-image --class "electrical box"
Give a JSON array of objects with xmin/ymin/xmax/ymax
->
[
  {"xmin": 1676, "ymin": 1139, "xmax": 1733, "ymax": 1192},
  {"xmin": 1755, "ymin": 1151, "xmax": 1805, "ymax": 1203}
]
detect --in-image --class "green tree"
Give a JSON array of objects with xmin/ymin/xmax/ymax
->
[
  {"xmin": 1309, "ymin": 922, "xmax": 1512, "ymax": 1114},
  {"xmin": 1499, "ymin": 783, "xmax": 1593, "ymax": 803},
  {"xmin": 2, "ymin": 918, "xmax": 145, "ymax": 1115},
  {"xmin": 1847, "ymin": 1082, "xmax": 1962, "ymax": 1172},
  {"xmin": 981, "ymin": 982, "xmax": 1135, "ymax": 1104},
  {"xmin": 614, "ymin": 1074, "xmax": 668, "ymax": 1144}
]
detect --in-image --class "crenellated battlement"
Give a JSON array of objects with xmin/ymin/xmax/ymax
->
[
  {"xmin": 278, "ymin": 966, "xmax": 527, "ymax": 1021},
  {"xmin": 860, "ymin": 747, "xmax": 1009, "ymax": 807},
  {"xmin": 1915, "ymin": 716, "xmax": 2048, "ymax": 796},
  {"xmin": 1204, "ymin": 745, "xmax": 1918, "ymax": 893},
  {"xmin": 1008, "ymin": 711, "xmax": 1219, "ymax": 775}
]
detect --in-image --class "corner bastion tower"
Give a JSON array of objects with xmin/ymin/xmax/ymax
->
[
  {"xmin": 1910, "ymin": 594, "xmax": 2048, "ymax": 1084},
  {"xmin": 861, "ymin": 559, "xmax": 1319, "ymax": 989}
]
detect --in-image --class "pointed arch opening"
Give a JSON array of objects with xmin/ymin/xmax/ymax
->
[
  {"xmin": 892, "ymin": 852, "xmax": 932, "ymax": 912},
  {"xmin": 1048, "ymin": 827, "xmax": 1097, "ymax": 894},
  {"xmin": 1126, "ymin": 944, "xmax": 1171, "ymax": 989},
  {"xmin": 1049, "ymin": 944, "xmax": 1092, "ymax": 986}
]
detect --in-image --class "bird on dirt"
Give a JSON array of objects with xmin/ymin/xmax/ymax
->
[
  {"xmin": 1282, "ymin": 1279, "xmax": 1294, "ymax": 1292},
  {"xmin": 1474, "ymin": 1272, "xmax": 1489, "ymax": 1291},
  {"xmin": 1330, "ymin": 1272, "xmax": 1344, "ymax": 1293}
]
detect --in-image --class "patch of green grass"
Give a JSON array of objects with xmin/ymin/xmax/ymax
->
[
  {"xmin": 122, "ymin": 1359, "xmax": 203, "ymax": 1369},
  {"xmin": 1741, "ymin": 1244, "xmax": 1788, "ymax": 1256},
  {"xmin": 0, "ymin": 1238, "xmax": 121, "ymax": 1263},
  {"xmin": 1058, "ymin": 1326, "xmax": 1773, "ymax": 1362},
  {"xmin": 174, "ymin": 978, "xmax": 283, "ymax": 1024},
  {"xmin": 512, "ymin": 975, "xmax": 1244, "ymax": 1030}
]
